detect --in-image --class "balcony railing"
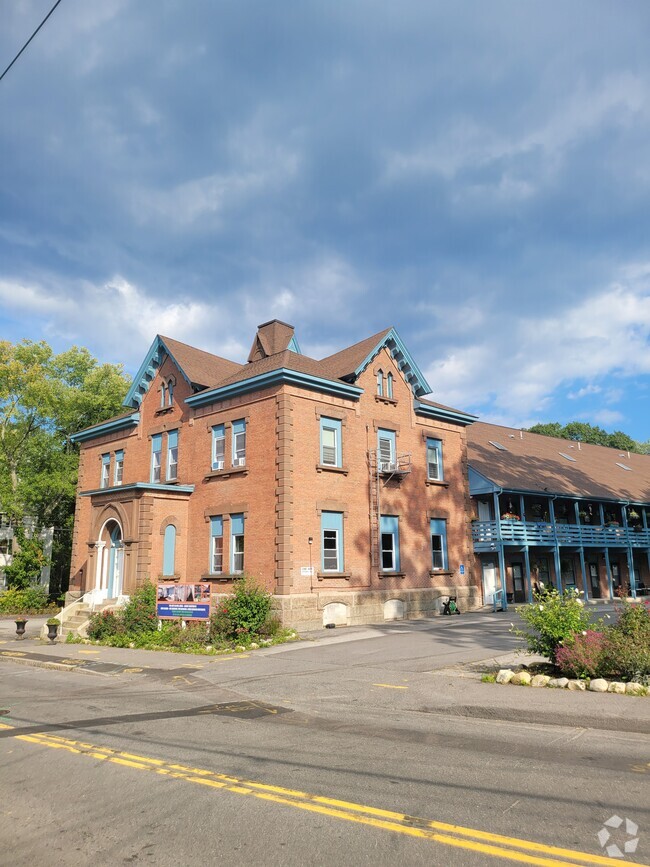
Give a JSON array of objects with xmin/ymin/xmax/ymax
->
[{"xmin": 472, "ymin": 520, "xmax": 650, "ymax": 550}]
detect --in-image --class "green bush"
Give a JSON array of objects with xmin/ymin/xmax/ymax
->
[
  {"xmin": 87, "ymin": 609, "xmax": 125, "ymax": 640},
  {"xmin": 0, "ymin": 585, "xmax": 51, "ymax": 614},
  {"xmin": 600, "ymin": 600, "xmax": 650, "ymax": 683},
  {"xmin": 513, "ymin": 588, "xmax": 595, "ymax": 660},
  {"xmin": 209, "ymin": 577, "xmax": 273, "ymax": 642},
  {"xmin": 3, "ymin": 530, "xmax": 48, "ymax": 590},
  {"xmin": 555, "ymin": 630, "xmax": 607, "ymax": 679},
  {"xmin": 122, "ymin": 582, "xmax": 158, "ymax": 635}
]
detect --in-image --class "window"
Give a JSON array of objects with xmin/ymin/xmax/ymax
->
[
  {"xmin": 151, "ymin": 434, "xmax": 162, "ymax": 483},
  {"xmin": 380, "ymin": 515, "xmax": 400, "ymax": 571},
  {"xmin": 212, "ymin": 424, "xmax": 225, "ymax": 470},
  {"xmin": 321, "ymin": 511, "xmax": 343, "ymax": 572},
  {"xmin": 426, "ymin": 438, "xmax": 443, "ymax": 481},
  {"xmin": 163, "ymin": 524, "xmax": 176, "ymax": 576},
  {"xmin": 376, "ymin": 370, "xmax": 383, "ymax": 396},
  {"xmin": 114, "ymin": 450, "xmax": 124, "ymax": 486},
  {"xmin": 101, "ymin": 453, "xmax": 110, "ymax": 488},
  {"xmin": 231, "ymin": 513, "xmax": 245, "ymax": 573},
  {"xmin": 0, "ymin": 538, "xmax": 12, "ymax": 556},
  {"xmin": 232, "ymin": 419, "xmax": 246, "ymax": 467},
  {"xmin": 167, "ymin": 430, "xmax": 178, "ymax": 481},
  {"xmin": 167, "ymin": 379, "xmax": 174, "ymax": 405},
  {"xmin": 160, "ymin": 383, "xmax": 166, "ymax": 408},
  {"xmin": 386, "ymin": 372, "xmax": 394, "ymax": 398},
  {"xmin": 430, "ymin": 519, "xmax": 448, "ymax": 570},
  {"xmin": 377, "ymin": 428, "xmax": 396, "ymax": 471},
  {"xmin": 320, "ymin": 417, "xmax": 342, "ymax": 467},
  {"xmin": 210, "ymin": 516, "xmax": 223, "ymax": 574}
]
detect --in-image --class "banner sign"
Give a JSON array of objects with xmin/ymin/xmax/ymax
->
[{"xmin": 156, "ymin": 583, "xmax": 211, "ymax": 620}]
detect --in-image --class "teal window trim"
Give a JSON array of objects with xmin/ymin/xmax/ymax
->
[
  {"xmin": 231, "ymin": 513, "xmax": 245, "ymax": 573},
  {"xmin": 162, "ymin": 524, "xmax": 176, "ymax": 576},
  {"xmin": 212, "ymin": 424, "xmax": 225, "ymax": 470},
  {"xmin": 114, "ymin": 450, "xmax": 124, "ymax": 486},
  {"xmin": 320, "ymin": 417, "xmax": 342, "ymax": 467},
  {"xmin": 426, "ymin": 438, "xmax": 444, "ymax": 481},
  {"xmin": 377, "ymin": 428, "xmax": 396, "ymax": 469},
  {"xmin": 321, "ymin": 511, "xmax": 344, "ymax": 572},
  {"xmin": 210, "ymin": 516, "xmax": 223, "ymax": 574},
  {"xmin": 167, "ymin": 430, "xmax": 178, "ymax": 481},
  {"xmin": 430, "ymin": 518, "xmax": 448, "ymax": 570},
  {"xmin": 101, "ymin": 453, "xmax": 110, "ymax": 488},
  {"xmin": 232, "ymin": 419, "xmax": 246, "ymax": 467},
  {"xmin": 151, "ymin": 434, "xmax": 162, "ymax": 483},
  {"xmin": 380, "ymin": 515, "xmax": 400, "ymax": 571}
]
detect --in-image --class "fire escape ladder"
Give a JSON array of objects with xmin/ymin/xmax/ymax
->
[{"xmin": 368, "ymin": 449, "xmax": 380, "ymax": 570}]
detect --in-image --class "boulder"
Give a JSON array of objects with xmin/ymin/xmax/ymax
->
[
  {"xmin": 548, "ymin": 677, "xmax": 569, "ymax": 688},
  {"xmin": 531, "ymin": 675, "xmax": 551, "ymax": 688},
  {"xmin": 625, "ymin": 682, "xmax": 647, "ymax": 696},
  {"xmin": 588, "ymin": 679, "xmax": 608, "ymax": 692},
  {"xmin": 496, "ymin": 669, "xmax": 515, "ymax": 684},
  {"xmin": 510, "ymin": 671, "xmax": 532, "ymax": 686},
  {"xmin": 567, "ymin": 680, "xmax": 586, "ymax": 691},
  {"xmin": 608, "ymin": 682, "xmax": 626, "ymax": 694}
]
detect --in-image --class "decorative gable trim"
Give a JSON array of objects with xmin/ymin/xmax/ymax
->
[
  {"xmin": 414, "ymin": 400, "xmax": 477, "ymax": 427},
  {"xmin": 70, "ymin": 413, "xmax": 140, "ymax": 444},
  {"xmin": 124, "ymin": 336, "xmax": 193, "ymax": 409},
  {"xmin": 353, "ymin": 328, "xmax": 431, "ymax": 397}
]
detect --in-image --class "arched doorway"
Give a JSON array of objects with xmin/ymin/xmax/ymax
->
[{"xmin": 92, "ymin": 519, "xmax": 124, "ymax": 603}]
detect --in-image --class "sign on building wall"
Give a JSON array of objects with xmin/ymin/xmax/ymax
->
[{"xmin": 157, "ymin": 583, "xmax": 211, "ymax": 620}]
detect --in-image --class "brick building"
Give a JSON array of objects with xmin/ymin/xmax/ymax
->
[
  {"xmin": 468, "ymin": 422, "xmax": 650, "ymax": 608},
  {"xmin": 68, "ymin": 320, "xmax": 480, "ymax": 629}
]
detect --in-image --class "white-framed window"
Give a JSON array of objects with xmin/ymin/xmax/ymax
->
[
  {"xmin": 114, "ymin": 450, "xmax": 124, "ymax": 486},
  {"xmin": 320, "ymin": 417, "xmax": 342, "ymax": 467},
  {"xmin": 212, "ymin": 424, "xmax": 225, "ymax": 470},
  {"xmin": 167, "ymin": 430, "xmax": 178, "ymax": 481},
  {"xmin": 377, "ymin": 428, "xmax": 396, "ymax": 471},
  {"xmin": 386, "ymin": 372, "xmax": 393, "ymax": 398},
  {"xmin": 101, "ymin": 454, "xmax": 110, "ymax": 488},
  {"xmin": 151, "ymin": 434, "xmax": 162, "ymax": 483},
  {"xmin": 210, "ymin": 516, "xmax": 223, "ymax": 574},
  {"xmin": 321, "ymin": 511, "xmax": 343, "ymax": 572},
  {"xmin": 380, "ymin": 515, "xmax": 400, "ymax": 571},
  {"xmin": 430, "ymin": 519, "xmax": 448, "ymax": 570},
  {"xmin": 232, "ymin": 419, "xmax": 246, "ymax": 467},
  {"xmin": 231, "ymin": 513, "xmax": 245, "ymax": 573},
  {"xmin": 376, "ymin": 370, "xmax": 384, "ymax": 396},
  {"xmin": 426, "ymin": 438, "xmax": 443, "ymax": 481}
]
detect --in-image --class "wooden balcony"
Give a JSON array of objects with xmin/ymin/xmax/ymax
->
[{"xmin": 471, "ymin": 520, "xmax": 650, "ymax": 551}]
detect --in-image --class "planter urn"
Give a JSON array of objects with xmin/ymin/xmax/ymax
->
[
  {"xmin": 46, "ymin": 622, "xmax": 59, "ymax": 643},
  {"xmin": 15, "ymin": 618, "xmax": 27, "ymax": 640}
]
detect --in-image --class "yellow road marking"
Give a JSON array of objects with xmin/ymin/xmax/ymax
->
[
  {"xmin": 121, "ymin": 668, "xmax": 143, "ymax": 674},
  {"xmin": 372, "ymin": 683, "xmax": 408, "ymax": 689},
  {"xmin": 1, "ymin": 650, "xmax": 26, "ymax": 657},
  {"xmin": 1, "ymin": 723, "xmax": 644, "ymax": 867},
  {"xmin": 77, "ymin": 650, "xmax": 100, "ymax": 655}
]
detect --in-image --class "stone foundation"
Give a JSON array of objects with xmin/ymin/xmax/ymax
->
[{"xmin": 270, "ymin": 585, "xmax": 482, "ymax": 631}]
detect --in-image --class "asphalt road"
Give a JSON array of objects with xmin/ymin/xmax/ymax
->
[{"xmin": 1, "ymin": 611, "xmax": 648, "ymax": 866}]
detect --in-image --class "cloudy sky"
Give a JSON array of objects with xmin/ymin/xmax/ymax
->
[{"xmin": 1, "ymin": 1, "xmax": 649, "ymax": 439}]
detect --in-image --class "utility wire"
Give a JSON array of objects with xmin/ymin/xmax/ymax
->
[{"xmin": 0, "ymin": 0, "xmax": 64, "ymax": 84}]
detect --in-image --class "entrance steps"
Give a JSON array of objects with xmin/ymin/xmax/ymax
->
[{"xmin": 45, "ymin": 597, "xmax": 120, "ymax": 640}]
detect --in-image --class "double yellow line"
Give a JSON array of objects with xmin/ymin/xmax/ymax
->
[{"xmin": 1, "ymin": 722, "xmax": 644, "ymax": 866}]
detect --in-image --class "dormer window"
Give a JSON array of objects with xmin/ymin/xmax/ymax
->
[{"xmin": 376, "ymin": 370, "xmax": 384, "ymax": 396}]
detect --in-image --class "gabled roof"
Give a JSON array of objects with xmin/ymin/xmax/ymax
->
[
  {"xmin": 468, "ymin": 421, "xmax": 650, "ymax": 503},
  {"xmin": 320, "ymin": 327, "xmax": 431, "ymax": 396},
  {"xmin": 124, "ymin": 335, "xmax": 242, "ymax": 408}
]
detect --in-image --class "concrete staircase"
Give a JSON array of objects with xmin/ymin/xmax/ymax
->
[{"xmin": 44, "ymin": 597, "xmax": 120, "ymax": 640}]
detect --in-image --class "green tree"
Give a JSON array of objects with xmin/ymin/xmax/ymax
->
[
  {"xmin": 527, "ymin": 421, "xmax": 643, "ymax": 454},
  {"xmin": 3, "ymin": 529, "xmax": 47, "ymax": 590}
]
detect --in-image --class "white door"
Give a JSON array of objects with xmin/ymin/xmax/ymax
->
[
  {"xmin": 478, "ymin": 501, "xmax": 491, "ymax": 521},
  {"xmin": 482, "ymin": 560, "xmax": 498, "ymax": 605}
]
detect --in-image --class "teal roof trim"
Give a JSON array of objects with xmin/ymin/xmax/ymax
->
[
  {"xmin": 70, "ymin": 413, "xmax": 140, "ymax": 444},
  {"xmin": 287, "ymin": 335, "xmax": 302, "ymax": 354},
  {"xmin": 186, "ymin": 368, "xmax": 363, "ymax": 408},
  {"xmin": 414, "ymin": 400, "xmax": 477, "ymax": 427},
  {"xmin": 354, "ymin": 328, "xmax": 431, "ymax": 397},
  {"xmin": 80, "ymin": 482, "xmax": 195, "ymax": 497},
  {"xmin": 123, "ymin": 335, "xmax": 193, "ymax": 409}
]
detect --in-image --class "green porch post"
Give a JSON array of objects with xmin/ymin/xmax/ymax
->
[
  {"xmin": 622, "ymin": 506, "xmax": 637, "ymax": 599},
  {"xmin": 548, "ymin": 498, "xmax": 562, "ymax": 592},
  {"xmin": 574, "ymin": 501, "xmax": 589, "ymax": 601}
]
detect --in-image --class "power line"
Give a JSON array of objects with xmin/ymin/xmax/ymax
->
[{"xmin": 0, "ymin": 0, "xmax": 64, "ymax": 84}]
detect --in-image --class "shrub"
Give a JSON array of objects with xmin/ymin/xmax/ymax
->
[
  {"xmin": 0, "ymin": 585, "xmax": 51, "ymax": 614},
  {"xmin": 513, "ymin": 588, "xmax": 595, "ymax": 660},
  {"xmin": 555, "ymin": 630, "xmax": 607, "ymax": 678},
  {"xmin": 225, "ymin": 577, "xmax": 273, "ymax": 637},
  {"xmin": 122, "ymin": 582, "xmax": 157, "ymax": 635},
  {"xmin": 599, "ymin": 600, "xmax": 650, "ymax": 683},
  {"xmin": 87, "ymin": 609, "xmax": 124, "ymax": 640}
]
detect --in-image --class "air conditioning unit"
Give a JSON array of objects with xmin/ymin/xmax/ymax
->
[
  {"xmin": 233, "ymin": 457, "xmax": 246, "ymax": 467},
  {"xmin": 213, "ymin": 460, "xmax": 224, "ymax": 470},
  {"xmin": 380, "ymin": 461, "xmax": 397, "ymax": 472}
]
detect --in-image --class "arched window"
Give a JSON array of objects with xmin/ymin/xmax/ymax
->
[
  {"xmin": 163, "ymin": 524, "xmax": 176, "ymax": 576},
  {"xmin": 167, "ymin": 379, "xmax": 174, "ymax": 406},
  {"xmin": 160, "ymin": 383, "xmax": 166, "ymax": 407},
  {"xmin": 376, "ymin": 370, "xmax": 383, "ymax": 396},
  {"xmin": 386, "ymin": 372, "xmax": 393, "ymax": 398}
]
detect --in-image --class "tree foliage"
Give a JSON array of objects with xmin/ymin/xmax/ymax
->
[{"xmin": 527, "ymin": 420, "xmax": 643, "ymax": 453}]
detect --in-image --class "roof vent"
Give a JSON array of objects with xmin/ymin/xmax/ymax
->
[
  {"xmin": 489, "ymin": 441, "xmax": 508, "ymax": 451},
  {"xmin": 616, "ymin": 462, "xmax": 632, "ymax": 471},
  {"xmin": 559, "ymin": 452, "xmax": 577, "ymax": 463}
]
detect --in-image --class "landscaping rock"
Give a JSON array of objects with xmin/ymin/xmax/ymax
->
[
  {"xmin": 496, "ymin": 669, "xmax": 515, "ymax": 684},
  {"xmin": 588, "ymin": 679, "xmax": 608, "ymax": 692},
  {"xmin": 510, "ymin": 671, "xmax": 532, "ymax": 686},
  {"xmin": 567, "ymin": 680, "xmax": 586, "ymax": 691},
  {"xmin": 625, "ymin": 682, "xmax": 647, "ymax": 696},
  {"xmin": 547, "ymin": 677, "xmax": 569, "ymax": 688},
  {"xmin": 608, "ymin": 682, "xmax": 626, "ymax": 694},
  {"xmin": 531, "ymin": 675, "xmax": 551, "ymax": 688}
]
